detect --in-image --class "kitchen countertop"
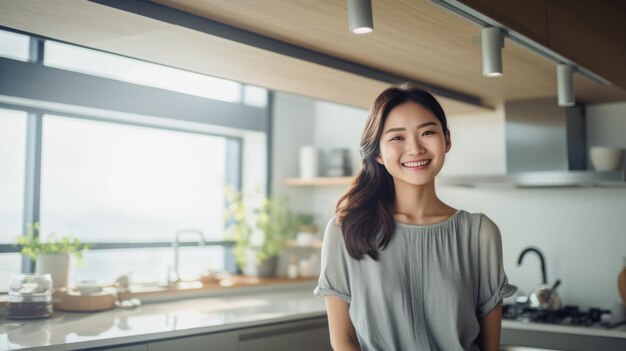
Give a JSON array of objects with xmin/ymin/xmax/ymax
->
[
  {"xmin": 0, "ymin": 283, "xmax": 325, "ymax": 351},
  {"xmin": 502, "ymin": 319, "xmax": 626, "ymax": 339},
  {"xmin": 2, "ymin": 283, "xmax": 626, "ymax": 351}
]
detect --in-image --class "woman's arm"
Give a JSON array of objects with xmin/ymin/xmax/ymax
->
[
  {"xmin": 325, "ymin": 296, "xmax": 360, "ymax": 351},
  {"xmin": 476, "ymin": 304, "xmax": 503, "ymax": 351}
]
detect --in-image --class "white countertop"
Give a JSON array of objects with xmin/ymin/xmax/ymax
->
[
  {"xmin": 2, "ymin": 284, "xmax": 626, "ymax": 350},
  {"xmin": 502, "ymin": 319, "xmax": 626, "ymax": 339},
  {"xmin": 0, "ymin": 284, "xmax": 326, "ymax": 351}
]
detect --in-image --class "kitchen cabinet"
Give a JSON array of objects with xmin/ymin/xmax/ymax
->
[
  {"xmin": 458, "ymin": 0, "xmax": 548, "ymax": 45},
  {"xmin": 100, "ymin": 345, "xmax": 148, "ymax": 351},
  {"xmin": 502, "ymin": 322, "xmax": 626, "ymax": 351},
  {"xmin": 145, "ymin": 318, "xmax": 329, "ymax": 351},
  {"xmin": 148, "ymin": 330, "xmax": 238, "ymax": 351},
  {"xmin": 458, "ymin": 0, "xmax": 626, "ymax": 91},
  {"xmin": 238, "ymin": 318, "xmax": 331, "ymax": 351},
  {"xmin": 546, "ymin": 1, "xmax": 626, "ymax": 91}
]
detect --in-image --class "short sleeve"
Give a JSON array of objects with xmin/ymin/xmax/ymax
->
[
  {"xmin": 476, "ymin": 214, "xmax": 517, "ymax": 317},
  {"xmin": 313, "ymin": 217, "xmax": 352, "ymax": 304}
]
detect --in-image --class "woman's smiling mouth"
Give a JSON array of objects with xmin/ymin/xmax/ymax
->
[{"xmin": 402, "ymin": 159, "xmax": 431, "ymax": 168}]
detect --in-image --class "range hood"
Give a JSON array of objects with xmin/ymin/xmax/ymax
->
[{"xmin": 440, "ymin": 97, "xmax": 626, "ymax": 187}]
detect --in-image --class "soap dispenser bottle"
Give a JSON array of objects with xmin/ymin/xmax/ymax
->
[{"xmin": 618, "ymin": 257, "xmax": 626, "ymax": 307}]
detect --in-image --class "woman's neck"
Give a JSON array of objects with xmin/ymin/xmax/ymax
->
[{"xmin": 392, "ymin": 179, "xmax": 456, "ymax": 224}]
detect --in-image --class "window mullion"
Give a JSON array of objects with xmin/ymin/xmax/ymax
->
[
  {"xmin": 224, "ymin": 138, "xmax": 242, "ymax": 273},
  {"xmin": 28, "ymin": 36, "xmax": 44, "ymax": 64},
  {"xmin": 22, "ymin": 111, "xmax": 43, "ymax": 273}
]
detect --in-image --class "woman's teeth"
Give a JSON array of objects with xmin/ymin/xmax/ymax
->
[{"xmin": 403, "ymin": 160, "xmax": 431, "ymax": 167}]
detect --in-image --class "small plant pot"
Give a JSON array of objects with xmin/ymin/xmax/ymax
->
[
  {"xmin": 296, "ymin": 232, "xmax": 316, "ymax": 246},
  {"xmin": 256, "ymin": 256, "xmax": 279, "ymax": 277},
  {"xmin": 35, "ymin": 254, "xmax": 70, "ymax": 289},
  {"xmin": 296, "ymin": 224, "xmax": 318, "ymax": 246}
]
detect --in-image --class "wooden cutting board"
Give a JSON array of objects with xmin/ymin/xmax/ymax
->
[{"xmin": 53, "ymin": 287, "xmax": 117, "ymax": 312}]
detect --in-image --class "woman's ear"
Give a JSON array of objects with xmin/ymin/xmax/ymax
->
[
  {"xmin": 375, "ymin": 153, "xmax": 384, "ymax": 165},
  {"xmin": 445, "ymin": 130, "xmax": 452, "ymax": 153}
]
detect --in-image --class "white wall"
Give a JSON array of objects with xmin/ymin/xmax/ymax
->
[
  {"xmin": 310, "ymin": 101, "xmax": 368, "ymax": 224},
  {"xmin": 440, "ymin": 104, "xmax": 507, "ymax": 176},
  {"xmin": 271, "ymin": 92, "xmax": 316, "ymax": 215},
  {"xmin": 441, "ymin": 103, "xmax": 626, "ymax": 310},
  {"xmin": 587, "ymin": 101, "xmax": 626, "ymax": 154},
  {"xmin": 272, "ymin": 93, "xmax": 626, "ymax": 310},
  {"xmin": 271, "ymin": 92, "xmax": 368, "ymax": 225}
]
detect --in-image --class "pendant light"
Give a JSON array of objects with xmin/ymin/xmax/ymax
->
[
  {"xmin": 557, "ymin": 64, "xmax": 575, "ymax": 107},
  {"xmin": 348, "ymin": 0, "xmax": 373, "ymax": 34},
  {"xmin": 482, "ymin": 27, "xmax": 503, "ymax": 77}
]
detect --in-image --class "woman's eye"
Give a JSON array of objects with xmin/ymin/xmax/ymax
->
[
  {"xmin": 422, "ymin": 130, "xmax": 435, "ymax": 136},
  {"xmin": 390, "ymin": 136, "xmax": 403, "ymax": 141}
]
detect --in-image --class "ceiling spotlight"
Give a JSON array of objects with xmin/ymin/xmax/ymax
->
[
  {"xmin": 557, "ymin": 64, "xmax": 575, "ymax": 107},
  {"xmin": 482, "ymin": 27, "xmax": 504, "ymax": 77},
  {"xmin": 348, "ymin": 0, "xmax": 373, "ymax": 34}
]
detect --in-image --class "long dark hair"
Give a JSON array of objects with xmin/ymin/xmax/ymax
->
[{"xmin": 335, "ymin": 83, "xmax": 449, "ymax": 260}]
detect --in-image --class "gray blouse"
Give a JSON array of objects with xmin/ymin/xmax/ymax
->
[{"xmin": 314, "ymin": 210, "xmax": 517, "ymax": 351}]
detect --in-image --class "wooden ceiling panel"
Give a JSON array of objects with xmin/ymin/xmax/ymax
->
[
  {"xmin": 153, "ymin": 0, "xmax": 626, "ymax": 106},
  {"xmin": 0, "ymin": 0, "xmax": 623, "ymax": 114},
  {"xmin": 0, "ymin": 0, "xmax": 165, "ymax": 44}
]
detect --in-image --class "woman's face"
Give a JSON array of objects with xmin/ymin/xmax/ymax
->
[{"xmin": 375, "ymin": 101, "xmax": 451, "ymax": 187}]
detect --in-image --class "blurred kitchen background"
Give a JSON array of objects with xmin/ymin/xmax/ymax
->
[{"xmin": 1, "ymin": 0, "xmax": 626, "ymax": 318}]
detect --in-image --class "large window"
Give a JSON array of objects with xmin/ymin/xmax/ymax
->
[
  {"xmin": 71, "ymin": 247, "xmax": 225, "ymax": 284},
  {"xmin": 0, "ymin": 29, "xmax": 30, "ymax": 62},
  {"xmin": 0, "ymin": 108, "xmax": 27, "ymax": 292},
  {"xmin": 37, "ymin": 115, "xmax": 233, "ymax": 283},
  {"xmin": 0, "ymin": 28, "xmax": 269, "ymax": 289},
  {"xmin": 44, "ymin": 41, "xmax": 242, "ymax": 104},
  {"xmin": 40, "ymin": 115, "xmax": 227, "ymax": 242},
  {"xmin": 0, "ymin": 108, "xmax": 27, "ymax": 242}
]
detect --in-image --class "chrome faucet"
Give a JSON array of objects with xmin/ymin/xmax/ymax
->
[{"xmin": 169, "ymin": 230, "xmax": 206, "ymax": 286}]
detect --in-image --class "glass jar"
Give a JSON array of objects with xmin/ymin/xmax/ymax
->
[{"xmin": 7, "ymin": 273, "xmax": 53, "ymax": 319}]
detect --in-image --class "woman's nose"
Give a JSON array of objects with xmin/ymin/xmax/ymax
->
[{"xmin": 406, "ymin": 138, "xmax": 426, "ymax": 155}]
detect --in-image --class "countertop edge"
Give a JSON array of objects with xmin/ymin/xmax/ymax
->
[
  {"xmin": 502, "ymin": 320, "xmax": 626, "ymax": 339},
  {"xmin": 11, "ymin": 311, "xmax": 328, "ymax": 351}
]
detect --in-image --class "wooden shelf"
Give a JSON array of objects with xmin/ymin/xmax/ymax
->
[
  {"xmin": 285, "ymin": 239, "xmax": 323, "ymax": 249},
  {"xmin": 283, "ymin": 177, "xmax": 353, "ymax": 186},
  {"xmin": 116, "ymin": 276, "xmax": 318, "ymax": 302}
]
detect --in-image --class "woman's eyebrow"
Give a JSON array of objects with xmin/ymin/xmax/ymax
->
[
  {"xmin": 384, "ymin": 127, "xmax": 405, "ymax": 134},
  {"xmin": 417, "ymin": 121, "xmax": 437, "ymax": 129},
  {"xmin": 384, "ymin": 122, "xmax": 438, "ymax": 134}
]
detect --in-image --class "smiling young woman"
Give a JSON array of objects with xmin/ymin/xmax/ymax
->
[{"xmin": 314, "ymin": 83, "xmax": 517, "ymax": 350}]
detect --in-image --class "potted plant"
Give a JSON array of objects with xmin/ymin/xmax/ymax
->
[
  {"xmin": 224, "ymin": 188, "xmax": 298, "ymax": 277},
  {"xmin": 294, "ymin": 213, "xmax": 318, "ymax": 246},
  {"xmin": 17, "ymin": 223, "xmax": 92, "ymax": 289}
]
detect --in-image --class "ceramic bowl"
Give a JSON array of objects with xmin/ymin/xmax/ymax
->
[{"xmin": 590, "ymin": 146, "xmax": 625, "ymax": 171}]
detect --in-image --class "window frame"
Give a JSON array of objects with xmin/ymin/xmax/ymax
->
[
  {"xmin": 0, "ymin": 30, "xmax": 269, "ymax": 277},
  {"xmin": 0, "ymin": 102, "xmax": 241, "ymax": 274}
]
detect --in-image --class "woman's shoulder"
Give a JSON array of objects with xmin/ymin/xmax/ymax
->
[
  {"xmin": 323, "ymin": 216, "xmax": 344, "ymax": 241},
  {"xmin": 459, "ymin": 211, "xmax": 501, "ymax": 242},
  {"xmin": 457, "ymin": 209, "xmax": 496, "ymax": 224},
  {"xmin": 455, "ymin": 210, "xmax": 499, "ymax": 234}
]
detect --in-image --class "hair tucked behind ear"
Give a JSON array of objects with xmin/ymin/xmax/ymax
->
[{"xmin": 335, "ymin": 83, "xmax": 449, "ymax": 260}]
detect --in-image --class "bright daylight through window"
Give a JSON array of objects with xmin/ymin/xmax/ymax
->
[
  {"xmin": 0, "ymin": 27, "xmax": 267, "ymax": 289},
  {"xmin": 39, "ymin": 115, "xmax": 230, "ymax": 283},
  {"xmin": 0, "ymin": 29, "xmax": 30, "ymax": 62},
  {"xmin": 0, "ymin": 108, "xmax": 27, "ymax": 291},
  {"xmin": 44, "ymin": 41, "xmax": 243, "ymax": 104}
]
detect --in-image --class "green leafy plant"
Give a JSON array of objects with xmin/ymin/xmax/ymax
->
[
  {"xmin": 16, "ymin": 223, "xmax": 92, "ymax": 265},
  {"xmin": 294, "ymin": 213, "xmax": 316, "ymax": 232},
  {"xmin": 224, "ymin": 187, "xmax": 298, "ymax": 269}
]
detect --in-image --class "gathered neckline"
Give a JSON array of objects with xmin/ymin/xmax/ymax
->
[{"xmin": 394, "ymin": 209, "xmax": 463, "ymax": 229}]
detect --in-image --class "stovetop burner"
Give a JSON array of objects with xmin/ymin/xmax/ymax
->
[{"xmin": 503, "ymin": 303, "xmax": 614, "ymax": 328}]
